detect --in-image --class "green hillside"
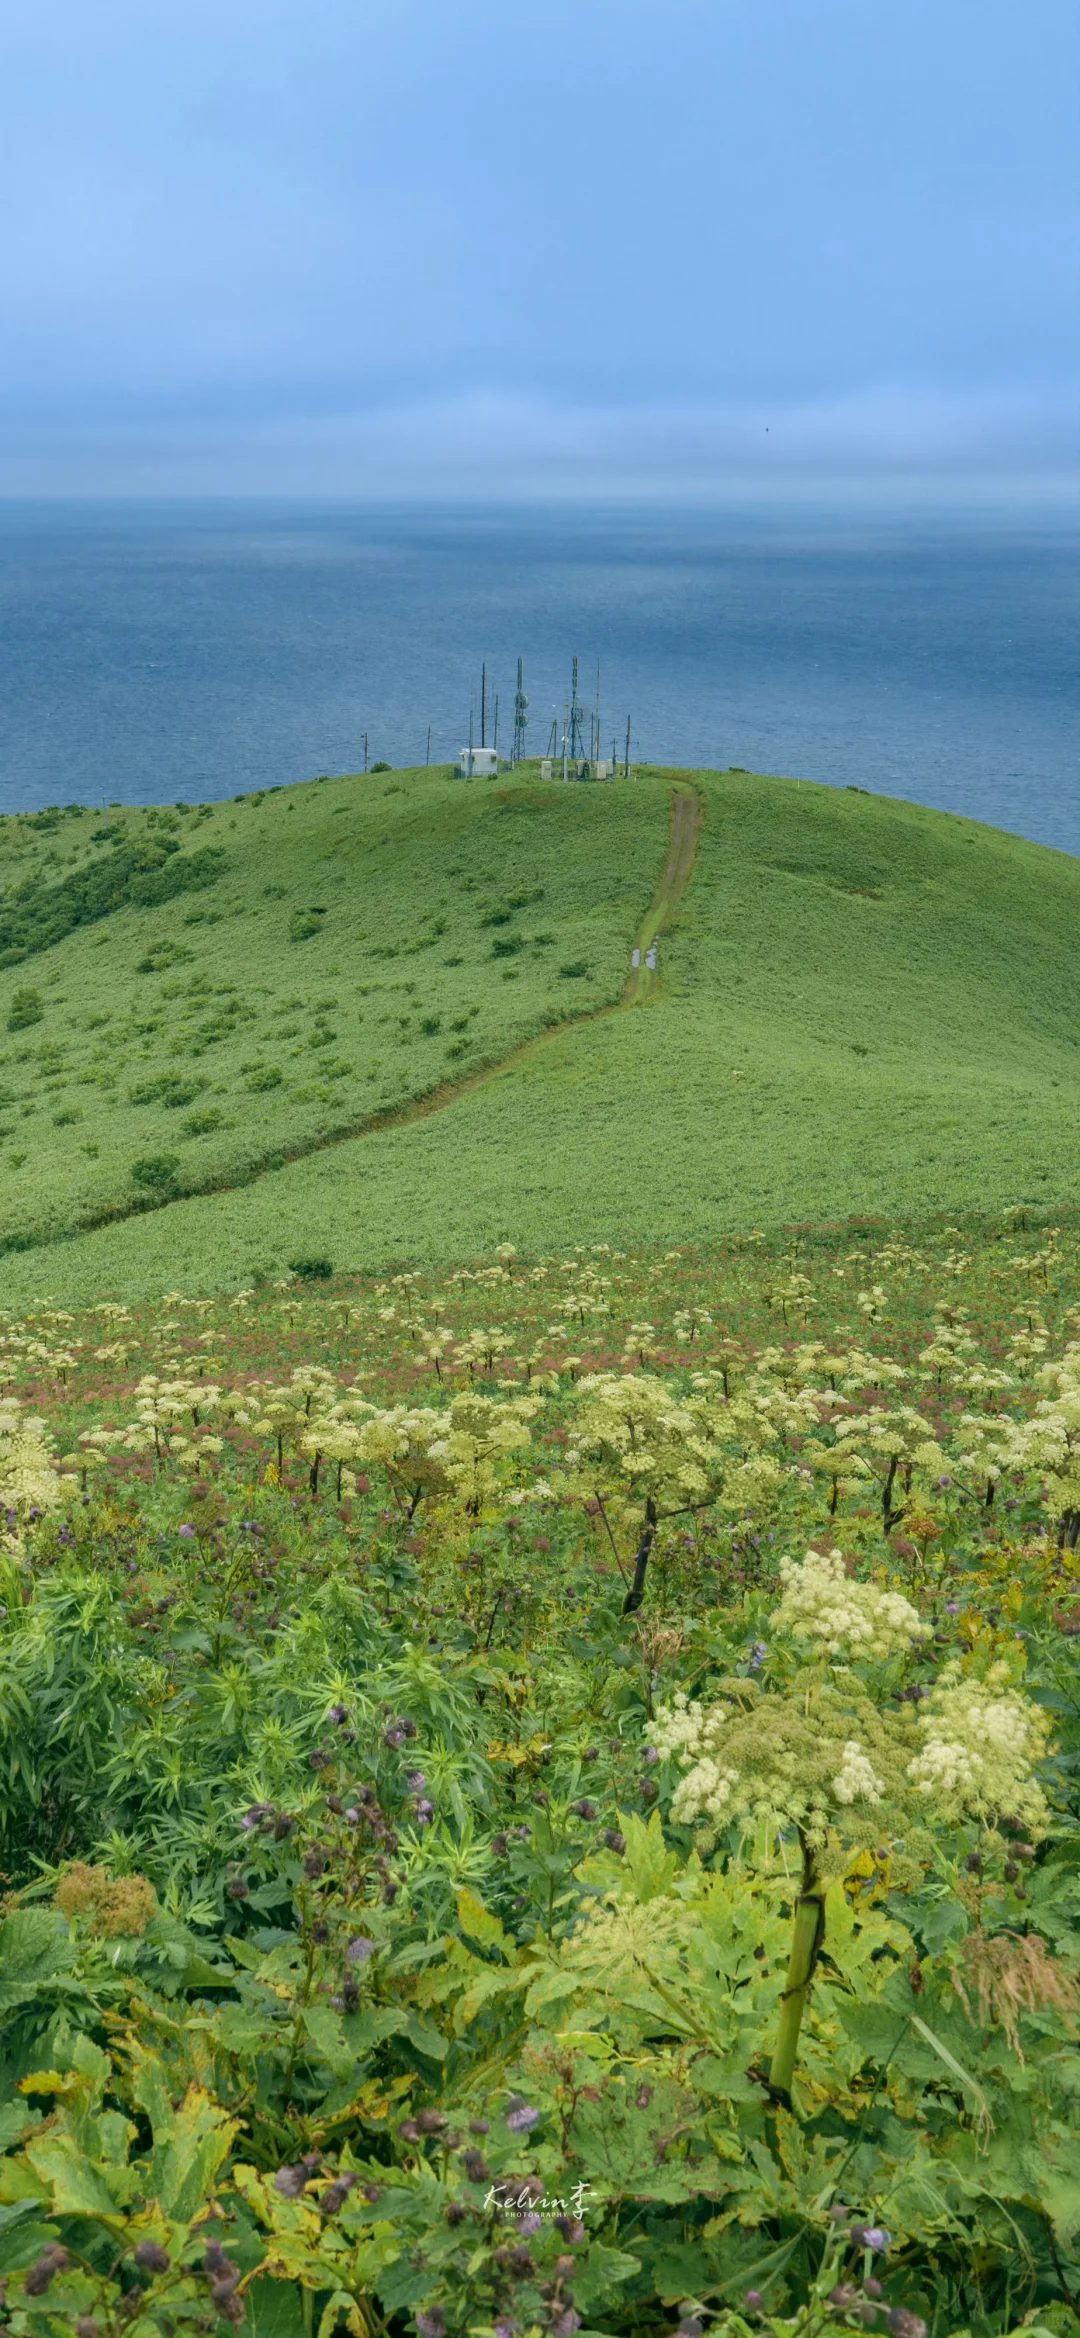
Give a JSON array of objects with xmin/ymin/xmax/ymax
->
[
  {"xmin": 3, "ymin": 764, "xmax": 1080, "ymax": 1299},
  {"xmin": 0, "ymin": 768, "xmax": 669, "ymax": 1253}
]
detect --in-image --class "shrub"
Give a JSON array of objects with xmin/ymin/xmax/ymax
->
[
  {"xmin": 420, "ymin": 1016, "xmax": 441, "ymax": 1035},
  {"xmin": 7, "ymin": 987, "xmax": 43, "ymax": 1030},
  {"xmin": 289, "ymin": 909, "xmax": 327, "ymax": 943},
  {"xmin": 136, "ymin": 939, "xmax": 193, "ymax": 974},
  {"xmin": 130, "ymin": 1153, "xmax": 181, "ymax": 1191},
  {"xmin": 288, "ymin": 1255, "xmax": 334, "ymax": 1279},
  {"xmin": 559, "ymin": 959, "xmax": 590, "ymax": 978},
  {"xmin": 181, "ymin": 1108, "xmax": 224, "ymax": 1136},
  {"xmin": 491, "ymin": 935, "xmax": 525, "ymax": 959},
  {"xmin": 129, "ymin": 1075, "xmax": 207, "ymax": 1109},
  {"xmin": 245, "ymin": 1066, "xmax": 284, "ymax": 1092},
  {"xmin": 370, "ymin": 760, "xmax": 392, "ymax": 772},
  {"xmin": 0, "ymin": 842, "xmax": 225, "ymax": 970}
]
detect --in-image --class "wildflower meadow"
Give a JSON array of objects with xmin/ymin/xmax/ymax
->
[{"xmin": 2, "ymin": 1217, "xmax": 1080, "ymax": 2337}]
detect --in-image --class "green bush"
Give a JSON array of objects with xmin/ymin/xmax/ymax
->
[
  {"xmin": 559, "ymin": 958, "xmax": 590, "ymax": 978},
  {"xmin": 244, "ymin": 1065, "xmax": 284, "ymax": 1092},
  {"xmin": 288, "ymin": 908, "xmax": 327, "ymax": 943},
  {"xmin": 181, "ymin": 1107, "xmax": 225, "ymax": 1136},
  {"xmin": 129, "ymin": 1074, "xmax": 208, "ymax": 1109},
  {"xmin": 0, "ymin": 842, "xmax": 225, "ymax": 970},
  {"xmin": 288, "ymin": 1253, "xmax": 334, "ymax": 1278},
  {"xmin": 130, "ymin": 1152, "xmax": 181, "ymax": 1190},
  {"xmin": 7, "ymin": 986, "xmax": 43, "ymax": 1029},
  {"xmin": 136, "ymin": 939, "xmax": 194, "ymax": 974}
]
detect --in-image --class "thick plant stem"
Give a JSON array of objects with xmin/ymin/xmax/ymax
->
[
  {"xmin": 622, "ymin": 1497, "xmax": 658, "ymax": 1614},
  {"xmin": 768, "ymin": 1844, "xmax": 826, "ymax": 2111}
]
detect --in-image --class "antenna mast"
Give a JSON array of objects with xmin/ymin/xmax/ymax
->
[
  {"xmin": 569, "ymin": 656, "xmax": 585, "ymax": 762},
  {"xmin": 512, "ymin": 657, "xmax": 529, "ymax": 765},
  {"xmin": 480, "ymin": 663, "xmax": 487, "ymax": 749}
]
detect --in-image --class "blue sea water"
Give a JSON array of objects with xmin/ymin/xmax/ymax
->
[{"xmin": 0, "ymin": 499, "xmax": 1077, "ymax": 851}]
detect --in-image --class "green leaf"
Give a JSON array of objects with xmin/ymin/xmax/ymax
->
[
  {"xmin": 0, "ymin": 1909, "xmax": 74, "ymax": 2013},
  {"xmin": 24, "ymin": 2134, "xmax": 137, "ymax": 2216},
  {"xmin": 619, "ymin": 1808, "xmax": 681, "ymax": 1903},
  {"xmin": 456, "ymin": 1886, "xmax": 510, "ymax": 1956},
  {"xmin": 568, "ymin": 2241, "xmax": 643, "ymax": 2313},
  {"xmin": 343, "ymin": 2005, "xmax": 408, "ymax": 2054},
  {"xmin": 403, "ymin": 2011, "xmax": 449, "ymax": 2061},
  {"xmin": 146, "ymin": 2086, "xmax": 237, "ymax": 2221},
  {"xmin": 302, "ymin": 2005, "xmax": 356, "ymax": 2080},
  {"xmin": 0, "ymin": 2218, "xmax": 60, "ymax": 2277},
  {"xmin": 0, "ymin": 2102, "xmax": 31, "ymax": 2150},
  {"xmin": 241, "ymin": 2277, "xmax": 308, "ymax": 2337},
  {"xmin": 910, "ymin": 2014, "xmax": 992, "ymax": 2134}
]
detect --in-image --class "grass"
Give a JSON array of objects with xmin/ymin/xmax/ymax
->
[
  {"xmin": 3, "ymin": 765, "xmax": 1080, "ymax": 1301},
  {"xmin": 0, "ymin": 767, "xmax": 669, "ymax": 1260}
]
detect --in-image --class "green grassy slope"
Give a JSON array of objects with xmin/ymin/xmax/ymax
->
[
  {"xmin": 0, "ymin": 768, "xmax": 669, "ymax": 1253},
  {"xmin": 3, "ymin": 768, "xmax": 1080, "ymax": 1300}
]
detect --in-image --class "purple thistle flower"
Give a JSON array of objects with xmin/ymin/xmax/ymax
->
[
  {"xmin": 517, "ymin": 2210, "xmax": 543, "ymax": 2235},
  {"xmin": 178, "ymin": 1523, "xmax": 197, "ymax": 1538},
  {"xmin": 405, "ymin": 1768, "xmax": 427, "ymax": 1792},
  {"xmin": 416, "ymin": 2313, "xmax": 446, "ymax": 2338},
  {"xmin": 346, "ymin": 1936, "xmax": 376, "ymax": 1963},
  {"xmin": 505, "ymin": 2095, "xmax": 540, "ymax": 2133},
  {"xmin": 415, "ymin": 1798, "xmax": 435, "ymax": 1826},
  {"xmin": 862, "ymin": 2227, "xmax": 889, "ymax": 2253}
]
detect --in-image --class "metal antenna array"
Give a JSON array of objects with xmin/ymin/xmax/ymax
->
[
  {"xmin": 512, "ymin": 657, "xmax": 529, "ymax": 765},
  {"xmin": 568, "ymin": 656, "xmax": 586, "ymax": 761}
]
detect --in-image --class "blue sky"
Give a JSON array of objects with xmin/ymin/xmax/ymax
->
[{"xmin": 2, "ymin": 0, "xmax": 1077, "ymax": 494}]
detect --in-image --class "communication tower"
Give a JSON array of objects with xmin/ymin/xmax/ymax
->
[
  {"xmin": 568, "ymin": 656, "xmax": 586, "ymax": 761},
  {"xmin": 512, "ymin": 657, "xmax": 529, "ymax": 765}
]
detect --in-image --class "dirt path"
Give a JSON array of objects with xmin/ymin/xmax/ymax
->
[
  {"xmin": 622, "ymin": 784, "xmax": 702, "ymax": 1004},
  {"xmin": 68, "ymin": 784, "xmax": 705, "ymax": 1247},
  {"xmin": 361, "ymin": 781, "xmax": 704, "ymax": 1136}
]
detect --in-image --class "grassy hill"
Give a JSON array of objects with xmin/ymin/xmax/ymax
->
[{"xmin": 2, "ymin": 762, "xmax": 1080, "ymax": 1299}]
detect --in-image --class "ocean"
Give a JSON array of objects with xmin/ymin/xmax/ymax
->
[{"xmin": 0, "ymin": 499, "xmax": 1077, "ymax": 851}]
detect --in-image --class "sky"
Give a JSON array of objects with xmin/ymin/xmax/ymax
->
[{"xmin": 1, "ymin": 0, "xmax": 1077, "ymax": 496}]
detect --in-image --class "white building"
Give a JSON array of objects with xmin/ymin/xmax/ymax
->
[{"xmin": 456, "ymin": 746, "xmax": 498, "ymax": 778}]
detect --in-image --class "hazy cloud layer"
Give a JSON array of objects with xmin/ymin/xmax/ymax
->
[{"xmin": 2, "ymin": 0, "xmax": 1077, "ymax": 494}]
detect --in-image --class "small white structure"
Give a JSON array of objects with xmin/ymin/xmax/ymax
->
[
  {"xmin": 540, "ymin": 758, "xmax": 553, "ymax": 781},
  {"xmin": 457, "ymin": 746, "xmax": 498, "ymax": 778}
]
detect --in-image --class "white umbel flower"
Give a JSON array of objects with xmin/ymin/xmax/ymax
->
[
  {"xmin": 771, "ymin": 1548, "xmax": 926, "ymax": 1662},
  {"xmin": 830, "ymin": 1740, "xmax": 885, "ymax": 1806}
]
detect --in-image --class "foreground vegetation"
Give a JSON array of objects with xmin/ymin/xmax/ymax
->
[
  {"xmin": 3, "ymin": 768, "xmax": 1080, "ymax": 1300},
  {"xmin": 4, "ymin": 1218, "xmax": 1080, "ymax": 2335}
]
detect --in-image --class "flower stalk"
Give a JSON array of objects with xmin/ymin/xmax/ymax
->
[{"xmin": 768, "ymin": 1837, "xmax": 826, "ymax": 2110}]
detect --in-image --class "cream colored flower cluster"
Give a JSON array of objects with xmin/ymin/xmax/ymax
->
[
  {"xmin": 653, "ymin": 1689, "xmax": 888, "ymax": 1843},
  {"xmin": 0, "ymin": 1397, "xmax": 62, "ymax": 1545},
  {"xmin": 908, "ymin": 1661, "xmax": 1051, "ymax": 1834},
  {"xmin": 651, "ymin": 1694, "xmax": 742, "ymax": 1825},
  {"xmin": 831, "ymin": 1739, "xmax": 885, "ymax": 1806},
  {"xmin": 771, "ymin": 1547, "xmax": 926, "ymax": 1662}
]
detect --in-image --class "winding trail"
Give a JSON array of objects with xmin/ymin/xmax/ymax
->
[
  {"xmin": 622, "ymin": 783, "xmax": 702, "ymax": 1005},
  {"xmin": 64, "ymin": 784, "xmax": 704, "ymax": 1248},
  {"xmin": 357, "ymin": 781, "xmax": 704, "ymax": 1137}
]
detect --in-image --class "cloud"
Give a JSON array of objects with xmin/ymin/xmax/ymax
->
[{"xmin": 3, "ymin": 381, "xmax": 1077, "ymax": 500}]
